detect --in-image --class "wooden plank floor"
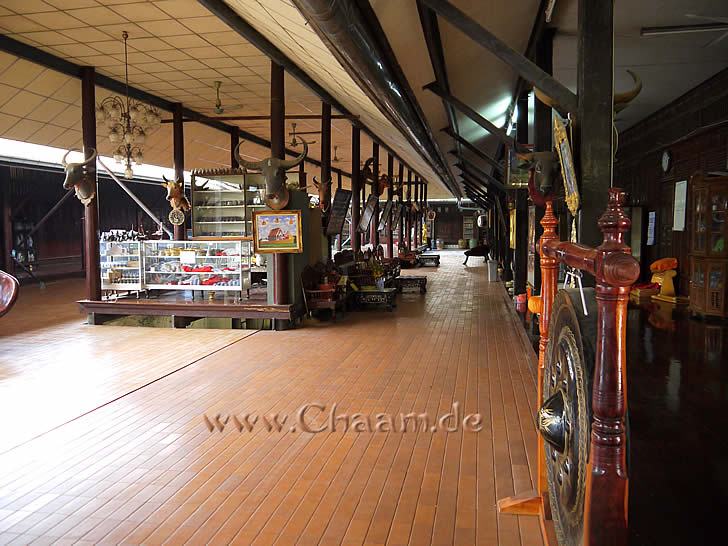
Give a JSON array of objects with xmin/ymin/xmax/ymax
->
[
  {"xmin": 0, "ymin": 279, "xmax": 254, "ymax": 453},
  {"xmin": 0, "ymin": 252, "xmax": 542, "ymax": 545}
]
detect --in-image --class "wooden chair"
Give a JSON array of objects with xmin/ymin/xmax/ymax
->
[
  {"xmin": 301, "ymin": 264, "xmax": 343, "ymax": 320},
  {"xmin": 0, "ymin": 269, "xmax": 20, "ymax": 318}
]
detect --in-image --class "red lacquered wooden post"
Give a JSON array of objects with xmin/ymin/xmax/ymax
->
[
  {"xmin": 536, "ymin": 199, "xmax": 559, "ymax": 498},
  {"xmin": 584, "ymin": 188, "xmax": 638, "ymax": 545}
]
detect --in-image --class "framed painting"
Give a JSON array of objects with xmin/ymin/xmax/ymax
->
[
  {"xmin": 253, "ymin": 210, "xmax": 303, "ymax": 253},
  {"xmin": 554, "ymin": 114, "xmax": 579, "ymax": 215}
]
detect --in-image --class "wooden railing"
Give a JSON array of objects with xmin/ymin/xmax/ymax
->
[{"xmin": 499, "ymin": 188, "xmax": 640, "ymax": 546}]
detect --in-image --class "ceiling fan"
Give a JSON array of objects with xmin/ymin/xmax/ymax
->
[
  {"xmin": 198, "ymin": 81, "xmax": 245, "ymax": 115},
  {"xmin": 289, "ymin": 122, "xmax": 319, "ymax": 146},
  {"xmin": 641, "ymin": 13, "xmax": 728, "ymax": 47}
]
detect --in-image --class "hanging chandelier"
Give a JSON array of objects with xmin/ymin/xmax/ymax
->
[{"xmin": 95, "ymin": 31, "xmax": 161, "ymax": 178}]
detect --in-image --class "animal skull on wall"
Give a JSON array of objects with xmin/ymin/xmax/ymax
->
[
  {"xmin": 161, "ymin": 175, "xmax": 191, "ymax": 213},
  {"xmin": 517, "ymin": 151, "xmax": 558, "ymax": 198},
  {"xmin": 233, "ymin": 140, "xmax": 308, "ymax": 210},
  {"xmin": 61, "ymin": 148, "xmax": 97, "ymax": 206},
  {"xmin": 312, "ymin": 175, "xmax": 332, "ymax": 211}
]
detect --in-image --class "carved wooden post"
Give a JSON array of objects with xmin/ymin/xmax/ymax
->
[
  {"xmin": 537, "ymin": 198, "xmax": 559, "ymax": 498},
  {"xmin": 370, "ymin": 142, "xmax": 379, "ymax": 246},
  {"xmin": 584, "ymin": 188, "xmax": 633, "ymax": 544},
  {"xmin": 350, "ymin": 126, "xmax": 361, "ymax": 253},
  {"xmin": 81, "ymin": 67, "xmax": 101, "ymax": 301},
  {"xmin": 386, "ymin": 152, "xmax": 394, "ymax": 258}
]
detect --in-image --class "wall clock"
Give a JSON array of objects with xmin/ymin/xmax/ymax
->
[{"xmin": 661, "ymin": 150, "xmax": 672, "ymax": 173}]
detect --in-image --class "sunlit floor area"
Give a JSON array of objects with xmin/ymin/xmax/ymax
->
[{"xmin": 0, "ymin": 252, "xmax": 542, "ymax": 545}]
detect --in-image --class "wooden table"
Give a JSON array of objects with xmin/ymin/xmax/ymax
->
[
  {"xmin": 353, "ymin": 287, "xmax": 398, "ymax": 311},
  {"xmin": 396, "ymin": 275, "xmax": 427, "ymax": 294}
]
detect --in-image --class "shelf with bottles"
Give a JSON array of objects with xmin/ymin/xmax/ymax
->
[{"xmin": 100, "ymin": 240, "xmax": 142, "ymax": 291}]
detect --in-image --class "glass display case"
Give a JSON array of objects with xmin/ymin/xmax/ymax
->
[
  {"xmin": 190, "ymin": 169, "xmax": 301, "ymax": 239},
  {"xmin": 100, "ymin": 240, "xmax": 142, "ymax": 292},
  {"xmin": 190, "ymin": 169, "xmax": 264, "ymax": 239},
  {"xmin": 142, "ymin": 240, "xmax": 252, "ymax": 293}
]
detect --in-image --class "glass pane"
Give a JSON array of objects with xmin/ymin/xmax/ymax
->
[
  {"xmin": 709, "ymin": 268, "xmax": 722, "ymax": 290},
  {"xmin": 693, "ymin": 263, "xmax": 704, "ymax": 286}
]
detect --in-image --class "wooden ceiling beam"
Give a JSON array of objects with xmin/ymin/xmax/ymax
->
[{"xmin": 420, "ymin": 0, "xmax": 578, "ymax": 114}]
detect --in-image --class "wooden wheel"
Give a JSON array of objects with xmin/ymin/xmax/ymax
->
[{"xmin": 538, "ymin": 288, "xmax": 597, "ymax": 546}]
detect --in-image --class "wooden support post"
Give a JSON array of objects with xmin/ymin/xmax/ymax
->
[
  {"xmin": 513, "ymin": 90, "xmax": 529, "ymax": 293},
  {"xmin": 386, "ymin": 152, "xmax": 394, "ymax": 258},
  {"xmin": 172, "ymin": 102, "xmax": 186, "ymax": 241},
  {"xmin": 532, "ymin": 27, "xmax": 554, "ymax": 292},
  {"xmin": 424, "ymin": 183, "xmax": 429, "ymax": 248},
  {"xmin": 336, "ymin": 170, "xmax": 343, "ymax": 251},
  {"xmin": 414, "ymin": 178, "xmax": 421, "ymax": 248},
  {"xmin": 350, "ymin": 126, "xmax": 361, "ymax": 253},
  {"xmin": 397, "ymin": 161, "xmax": 404, "ymax": 253},
  {"xmin": 271, "ymin": 61, "xmax": 289, "ymax": 307},
  {"xmin": 321, "ymin": 102, "xmax": 332, "ymax": 258},
  {"xmin": 370, "ymin": 142, "xmax": 379, "ymax": 246},
  {"xmin": 406, "ymin": 169, "xmax": 412, "ymax": 250},
  {"xmin": 81, "ymin": 67, "xmax": 100, "ymax": 301},
  {"xmin": 230, "ymin": 126, "xmax": 239, "ymax": 168},
  {"xmin": 584, "ymin": 189, "xmax": 631, "ymax": 545},
  {"xmin": 577, "ymin": 0, "xmax": 614, "ymax": 249},
  {"xmin": 2, "ymin": 181, "xmax": 13, "ymax": 274}
]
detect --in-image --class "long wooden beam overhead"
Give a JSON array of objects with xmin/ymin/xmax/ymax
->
[
  {"xmin": 161, "ymin": 114, "xmax": 356, "ymax": 123},
  {"xmin": 420, "ymin": 0, "xmax": 578, "ymax": 114},
  {"xmin": 442, "ymin": 128, "xmax": 504, "ymax": 173},
  {"xmin": 424, "ymin": 82, "xmax": 519, "ymax": 151},
  {"xmin": 453, "ymin": 157, "xmax": 506, "ymax": 192}
]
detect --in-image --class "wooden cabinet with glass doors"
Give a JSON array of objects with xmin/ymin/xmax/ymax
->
[{"xmin": 690, "ymin": 173, "xmax": 728, "ymax": 317}]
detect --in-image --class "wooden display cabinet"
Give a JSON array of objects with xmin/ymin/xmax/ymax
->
[{"xmin": 690, "ymin": 172, "xmax": 728, "ymax": 318}]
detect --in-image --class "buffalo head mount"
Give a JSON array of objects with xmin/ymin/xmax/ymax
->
[
  {"xmin": 534, "ymin": 69, "xmax": 642, "ymax": 115},
  {"xmin": 62, "ymin": 148, "xmax": 97, "ymax": 206},
  {"xmin": 517, "ymin": 151, "xmax": 558, "ymax": 203},
  {"xmin": 161, "ymin": 175, "xmax": 191, "ymax": 213},
  {"xmin": 233, "ymin": 140, "xmax": 308, "ymax": 210}
]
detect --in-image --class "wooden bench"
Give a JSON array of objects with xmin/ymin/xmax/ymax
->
[{"xmin": 419, "ymin": 254, "xmax": 440, "ymax": 267}]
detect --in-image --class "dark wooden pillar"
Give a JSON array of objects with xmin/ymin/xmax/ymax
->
[
  {"xmin": 577, "ymin": 2, "xmax": 614, "ymax": 249},
  {"xmin": 532, "ymin": 28, "xmax": 554, "ymax": 291},
  {"xmin": 514, "ymin": 91, "xmax": 529, "ymax": 295},
  {"xmin": 271, "ymin": 60, "xmax": 289, "ymax": 306},
  {"xmin": 298, "ymin": 160, "xmax": 305, "ymax": 190},
  {"xmin": 406, "ymin": 169, "xmax": 412, "ymax": 250},
  {"xmin": 397, "ymin": 162, "xmax": 404, "ymax": 253},
  {"xmin": 230, "ymin": 127, "xmax": 239, "ymax": 168},
  {"xmin": 360, "ymin": 160, "xmax": 366, "ymax": 247},
  {"xmin": 386, "ymin": 153, "xmax": 394, "ymax": 258},
  {"xmin": 370, "ymin": 142, "xmax": 380, "ymax": 246},
  {"xmin": 423, "ymin": 183, "xmax": 429, "ymax": 248},
  {"xmin": 350, "ymin": 126, "xmax": 361, "ymax": 253},
  {"xmin": 321, "ymin": 102, "xmax": 332, "ymax": 258},
  {"xmin": 2, "ymin": 180, "xmax": 13, "ymax": 274},
  {"xmin": 336, "ymin": 170, "xmax": 343, "ymax": 251},
  {"xmin": 172, "ymin": 102, "xmax": 186, "ymax": 241},
  {"xmin": 81, "ymin": 67, "xmax": 100, "ymax": 301},
  {"xmin": 414, "ymin": 178, "xmax": 420, "ymax": 248}
]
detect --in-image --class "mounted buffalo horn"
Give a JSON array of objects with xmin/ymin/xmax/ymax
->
[
  {"xmin": 534, "ymin": 69, "xmax": 642, "ymax": 114},
  {"xmin": 233, "ymin": 140, "xmax": 308, "ymax": 210},
  {"xmin": 61, "ymin": 148, "xmax": 97, "ymax": 206}
]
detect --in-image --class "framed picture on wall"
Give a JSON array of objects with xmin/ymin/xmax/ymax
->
[
  {"xmin": 253, "ymin": 210, "xmax": 303, "ymax": 253},
  {"xmin": 554, "ymin": 114, "xmax": 580, "ymax": 216}
]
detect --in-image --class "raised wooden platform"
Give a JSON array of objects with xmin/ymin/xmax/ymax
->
[{"xmin": 78, "ymin": 295, "xmax": 300, "ymax": 325}]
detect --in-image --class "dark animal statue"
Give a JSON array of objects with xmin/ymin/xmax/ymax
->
[
  {"xmin": 61, "ymin": 148, "xmax": 97, "ymax": 206},
  {"xmin": 234, "ymin": 141, "xmax": 308, "ymax": 210},
  {"xmin": 463, "ymin": 244, "xmax": 490, "ymax": 266}
]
